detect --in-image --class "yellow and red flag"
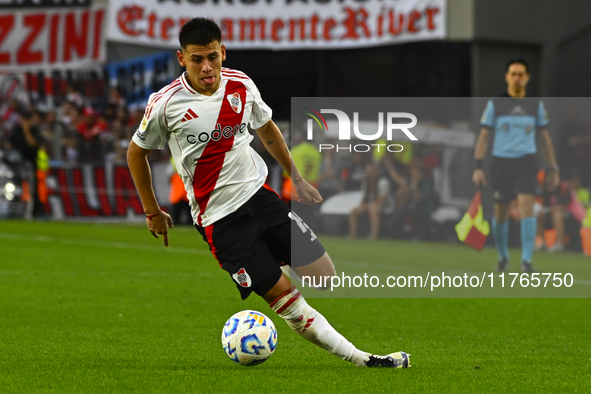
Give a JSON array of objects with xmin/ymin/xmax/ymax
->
[{"xmin": 455, "ymin": 191, "xmax": 490, "ymax": 251}]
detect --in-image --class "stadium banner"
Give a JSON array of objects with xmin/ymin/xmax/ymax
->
[
  {"xmin": 43, "ymin": 162, "xmax": 169, "ymax": 220},
  {"xmin": 0, "ymin": 0, "xmax": 91, "ymax": 8},
  {"xmin": 0, "ymin": 5, "xmax": 107, "ymax": 72},
  {"xmin": 106, "ymin": 0, "xmax": 447, "ymax": 49},
  {"xmin": 104, "ymin": 51, "xmax": 177, "ymax": 109},
  {"xmin": 288, "ymin": 97, "xmax": 591, "ymax": 298}
]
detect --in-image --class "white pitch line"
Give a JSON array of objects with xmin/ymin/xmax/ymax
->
[{"xmin": 0, "ymin": 232, "xmax": 210, "ymax": 256}]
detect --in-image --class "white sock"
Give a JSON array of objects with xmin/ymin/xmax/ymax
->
[{"xmin": 270, "ymin": 286, "xmax": 371, "ymax": 367}]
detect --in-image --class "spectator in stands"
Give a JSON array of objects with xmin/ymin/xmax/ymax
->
[
  {"xmin": 77, "ymin": 106, "xmax": 108, "ymax": 163},
  {"xmin": 108, "ymin": 87, "xmax": 127, "ymax": 110},
  {"xmin": 559, "ymin": 106, "xmax": 591, "ymax": 187},
  {"xmin": 8, "ymin": 108, "xmax": 46, "ymax": 218},
  {"xmin": 0, "ymin": 98, "xmax": 21, "ymax": 132},
  {"xmin": 534, "ymin": 169, "xmax": 585, "ymax": 252},
  {"xmin": 317, "ymin": 143, "xmax": 343, "ymax": 200},
  {"xmin": 58, "ymin": 100, "xmax": 79, "ymax": 130},
  {"xmin": 405, "ymin": 159, "xmax": 438, "ymax": 240},
  {"xmin": 62, "ymin": 129, "xmax": 79, "ymax": 164},
  {"xmin": 0, "ymin": 118, "xmax": 5, "ymax": 149},
  {"xmin": 65, "ymin": 83, "xmax": 84, "ymax": 108},
  {"xmin": 349, "ymin": 161, "xmax": 394, "ymax": 240},
  {"xmin": 39, "ymin": 110, "xmax": 65, "ymax": 162},
  {"xmin": 115, "ymin": 106, "xmax": 130, "ymax": 126},
  {"xmin": 381, "ymin": 152, "xmax": 411, "ymax": 211},
  {"xmin": 342, "ymin": 150, "xmax": 369, "ymax": 191},
  {"xmin": 128, "ymin": 108, "xmax": 144, "ymax": 130},
  {"xmin": 107, "ymin": 119, "xmax": 130, "ymax": 163},
  {"xmin": 103, "ymin": 103, "xmax": 118, "ymax": 123}
]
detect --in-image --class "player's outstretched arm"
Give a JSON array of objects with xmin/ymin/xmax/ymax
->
[
  {"xmin": 473, "ymin": 127, "xmax": 490, "ymax": 186},
  {"xmin": 538, "ymin": 129, "xmax": 560, "ymax": 189},
  {"xmin": 255, "ymin": 120, "xmax": 322, "ymax": 205},
  {"xmin": 127, "ymin": 140, "xmax": 173, "ymax": 246}
]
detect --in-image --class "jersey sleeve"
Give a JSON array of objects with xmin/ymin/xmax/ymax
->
[
  {"xmin": 480, "ymin": 100, "xmax": 495, "ymax": 128},
  {"xmin": 537, "ymin": 100, "xmax": 549, "ymax": 128},
  {"xmin": 247, "ymin": 81, "xmax": 273, "ymax": 130},
  {"xmin": 131, "ymin": 93, "xmax": 168, "ymax": 150}
]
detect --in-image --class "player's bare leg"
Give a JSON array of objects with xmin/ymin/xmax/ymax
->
[
  {"xmin": 262, "ymin": 273, "xmax": 293, "ymax": 304},
  {"xmin": 349, "ymin": 205, "xmax": 368, "ymax": 239},
  {"xmin": 264, "ymin": 273, "xmax": 409, "ymax": 368},
  {"xmin": 292, "ymin": 252, "xmax": 336, "ymax": 289},
  {"xmin": 549, "ymin": 204, "xmax": 565, "ymax": 251},
  {"xmin": 518, "ymin": 193, "xmax": 536, "ymax": 272},
  {"xmin": 281, "ymin": 252, "xmax": 335, "ymax": 291},
  {"xmin": 368, "ymin": 202, "xmax": 381, "ymax": 240},
  {"xmin": 492, "ymin": 202, "xmax": 511, "ymax": 271},
  {"xmin": 535, "ymin": 209, "xmax": 547, "ymax": 251}
]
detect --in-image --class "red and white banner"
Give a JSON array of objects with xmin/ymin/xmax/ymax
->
[
  {"xmin": 45, "ymin": 164, "xmax": 146, "ymax": 219},
  {"xmin": 107, "ymin": 0, "xmax": 447, "ymax": 50},
  {"xmin": 0, "ymin": 5, "xmax": 106, "ymax": 72}
]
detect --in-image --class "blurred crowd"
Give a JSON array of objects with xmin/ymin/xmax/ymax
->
[
  {"xmin": 0, "ymin": 85, "xmax": 163, "ymax": 167},
  {"xmin": 286, "ymin": 137, "xmax": 441, "ymax": 242},
  {"xmin": 531, "ymin": 106, "xmax": 591, "ymax": 254},
  {"xmin": 285, "ymin": 105, "xmax": 591, "ymax": 251},
  {"xmin": 1, "ymin": 87, "xmax": 591, "ymax": 253},
  {"xmin": 0, "ymin": 84, "xmax": 169, "ymax": 220}
]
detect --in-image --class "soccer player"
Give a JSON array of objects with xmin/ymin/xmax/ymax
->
[
  {"xmin": 127, "ymin": 18, "xmax": 409, "ymax": 368},
  {"xmin": 473, "ymin": 59, "xmax": 560, "ymax": 272}
]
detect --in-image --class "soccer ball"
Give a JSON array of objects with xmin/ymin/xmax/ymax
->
[{"xmin": 221, "ymin": 310, "xmax": 278, "ymax": 366}]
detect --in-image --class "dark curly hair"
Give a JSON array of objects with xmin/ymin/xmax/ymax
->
[{"xmin": 179, "ymin": 18, "xmax": 222, "ymax": 49}]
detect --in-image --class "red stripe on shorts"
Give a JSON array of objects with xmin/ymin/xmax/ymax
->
[
  {"xmin": 204, "ymin": 224, "xmax": 221, "ymax": 266},
  {"xmin": 263, "ymin": 183, "xmax": 281, "ymax": 198}
]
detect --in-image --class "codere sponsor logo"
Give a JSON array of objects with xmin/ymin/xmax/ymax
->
[{"xmin": 186, "ymin": 122, "xmax": 247, "ymax": 144}]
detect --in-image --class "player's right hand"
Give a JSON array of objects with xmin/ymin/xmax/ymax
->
[
  {"xmin": 146, "ymin": 211, "xmax": 174, "ymax": 247},
  {"xmin": 294, "ymin": 179, "xmax": 323, "ymax": 205},
  {"xmin": 473, "ymin": 168, "xmax": 486, "ymax": 186}
]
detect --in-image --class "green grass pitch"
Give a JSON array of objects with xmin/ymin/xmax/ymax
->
[{"xmin": 0, "ymin": 220, "xmax": 590, "ymax": 393}]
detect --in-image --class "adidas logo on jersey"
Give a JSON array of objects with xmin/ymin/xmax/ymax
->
[{"xmin": 181, "ymin": 108, "xmax": 199, "ymax": 122}]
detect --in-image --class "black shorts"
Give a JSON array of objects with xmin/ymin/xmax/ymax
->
[
  {"xmin": 490, "ymin": 154, "xmax": 539, "ymax": 203},
  {"xmin": 195, "ymin": 185, "xmax": 326, "ymax": 300}
]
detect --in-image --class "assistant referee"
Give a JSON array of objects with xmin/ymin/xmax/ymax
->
[{"xmin": 472, "ymin": 59, "xmax": 559, "ymax": 272}]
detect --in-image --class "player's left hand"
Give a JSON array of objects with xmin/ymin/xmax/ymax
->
[
  {"xmin": 546, "ymin": 170, "xmax": 560, "ymax": 191},
  {"xmin": 146, "ymin": 211, "xmax": 174, "ymax": 247},
  {"xmin": 293, "ymin": 179, "xmax": 323, "ymax": 205}
]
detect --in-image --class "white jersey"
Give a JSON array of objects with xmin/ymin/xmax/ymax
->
[{"xmin": 132, "ymin": 68, "xmax": 273, "ymax": 227}]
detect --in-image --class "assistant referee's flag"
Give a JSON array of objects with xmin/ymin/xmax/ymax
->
[{"xmin": 455, "ymin": 191, "xmax": 490, "ymax": 251}]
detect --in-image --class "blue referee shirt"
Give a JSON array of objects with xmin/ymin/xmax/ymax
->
[{"xmin": 480, "ymin": 97, "xmax": 549, "ymax": 158}]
